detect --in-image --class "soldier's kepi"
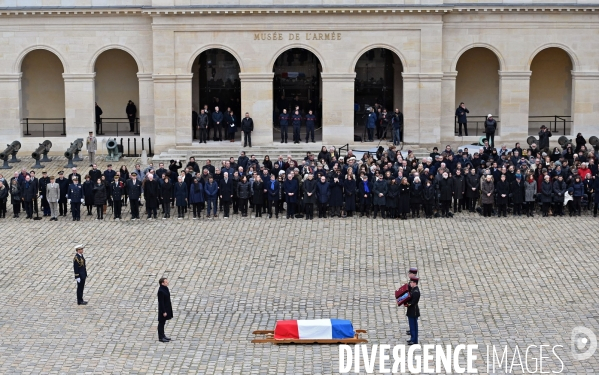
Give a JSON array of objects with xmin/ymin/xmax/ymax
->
[{"xmin": 73, "ymin": 244, "xmax": 88, "ymax": 305}]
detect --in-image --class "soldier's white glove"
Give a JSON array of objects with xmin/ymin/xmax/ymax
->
[
  {"xmin": 68, "ymin": 199, "xmax": 71, "ymax": 204},
  {"xmin": 81, "ymin": 198, "xmax": 85, "ymax": 203},
  {"xmin": 39, "ymin": 195, "xmax": 43, "ymax": 199},
  {"xmin": 76, "ymin": 278, "xmax": 81, "ymax": 283}
]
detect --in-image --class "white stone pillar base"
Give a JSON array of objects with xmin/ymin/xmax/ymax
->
[
  {"xmin": 498, "ymin": 71, "xmax": 531, "ymax": 143},
  {"xmin": 240, "ymin": 73, "xmax": 274, "ymax": 146},
  {"xmin": 321, "ymin": 73, "xmax": 355, "ymax": 146}
]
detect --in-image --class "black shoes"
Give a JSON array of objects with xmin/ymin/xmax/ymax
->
[
  {"xmin": 159, "ymin": 338, "xmax": 169, "ymax": 343},
  {"xmin": 406, "ymin": 330, "xmax": 411, "ymax": 335},
  {"xmin": 78, "ymin": 301, "xmax": 88, "ymax": 305}
]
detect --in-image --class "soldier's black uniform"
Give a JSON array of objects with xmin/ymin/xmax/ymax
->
[
  {"xmin": 73, "ymin": 251, "xmax": 88, "ymax": 305},
  {"xmin": 111, "ymin": 180, "xmax": 124, "ymax": 219}
]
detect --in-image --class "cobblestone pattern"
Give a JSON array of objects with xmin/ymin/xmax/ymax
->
[{"xmin": 0, "ymin": 157, "xmax": 597, "ymax": 374}]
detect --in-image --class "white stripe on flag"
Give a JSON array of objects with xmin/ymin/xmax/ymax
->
[{"xmin": 297, "ymin": 319, "xmax": 332, "ymax": 339}]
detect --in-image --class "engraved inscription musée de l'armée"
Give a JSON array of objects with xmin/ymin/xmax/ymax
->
[{"xmin": 253, "ymin": 32, "xmax": 342, "ymax": 41}]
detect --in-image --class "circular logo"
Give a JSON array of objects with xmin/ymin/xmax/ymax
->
[{"xmin": 571, "ymin": 326, "xmax": 597, "ymax": 361}]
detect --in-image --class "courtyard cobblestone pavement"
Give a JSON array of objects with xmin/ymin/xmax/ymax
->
[{"xmin": 0, "ymin": 156, "xmax": 598, "ymax": 374}]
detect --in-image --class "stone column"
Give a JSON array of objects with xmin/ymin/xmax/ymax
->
[
  {"xmin": 63, "ymin": 73, "xmax": 95, "ymax": 139},
  {"xmin": 152, "ymin": 75, "xmax": 177, "ymax": 150},
  {"xmin": 175, "ymin": 74, "xmax": 193, "ymax": 146},
  {"xmin": 320, "ymin": 73, "xmax": 355, "ymax": 145},
  {"xmin": 239, "ymin": 73, "xmax": 273, "ymax": 146},
  {"xmin": 571, "ymin": 71, "xmax": 599, "ymax": 137},
  {"xmin": 402, "ymin": 73, "xmax": 420, "ymax": 144},
  {"xmin": 137, "ymin": 73, "xmax": 154, "ymax": 139},
  {"xmin": 441, "ymin": 72, "xmax": 457, "ymax": 141},
  {"xmin": 402, "ymin": 73, "xmax": 443, "ymax": 146},
  {"xmin": 0, "ymin": 73, "xmax": 22, "ymax": 139},
  {"xmin": 498, "ymin": 71, "xmax": 531, "ymax": 142}
]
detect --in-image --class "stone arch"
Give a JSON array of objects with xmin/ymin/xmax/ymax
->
[
  {"xmin": 451, "ymin": 43, "xmax": 505, "ymax": 72},
  {"xmin": 187, "ymin": 44, "xmax": 245, "ymax": 73},
  {"xmin": 268, "ymin": 44, "xmax": 326, "ymax": 73},
  {"xmin": 15, "ymin": 45, "xmax": 69, "ymax": 74},
  {"xmin": 89, "ymin": 44, "xmax": 143, "ymax": 74},
  {"xmin": 350, "ymin": 44, "xmax": 408, "ymax": 73},
  {"xmin": 528, "ymin": 43, "xmax": 579, "ymax": 71}
]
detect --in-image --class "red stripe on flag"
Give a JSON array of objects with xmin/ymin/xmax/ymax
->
[{"xmin": 274, "ymin": 320, "xmax": 299, "ymax": 339}]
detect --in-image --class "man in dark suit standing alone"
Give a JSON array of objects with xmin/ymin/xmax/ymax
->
[
  {"xmin": 405, "ymin": 276, "xmax": 420, "ymax": 345},
  {"xmin": 126, "ymin": 172, "xmax": 142, "ymax": 220},
  {"xmin": 73, "ymin": 244, "xmax": 88, "ymax": 305},
  {"xmin": 157, "ymin": 278, "xmax": 173, "ymax": 343}
]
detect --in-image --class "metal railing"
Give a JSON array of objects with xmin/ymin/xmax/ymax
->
[
  {"xmin": 96, "ymin": 118, "xmax": 139, "ymax": 136},
  {"xmin": 338, "ymin": 143, "xmax": 349, "ymax": 158},
  {"xmin": 119, "ymin": 137, "xmax": 154, "ymax": 157},
  {"xmin": 454, "ymin": 116, "xmax": 500, "ymax": 136},
  {"xmin": 22, "ymin": 118, "xmax": 66, "ymax": 137},
  {"xmin": 528, "ymin": 115, "xmax": 572, "ymax": 135}
]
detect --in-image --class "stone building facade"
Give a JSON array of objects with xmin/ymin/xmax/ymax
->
[{"xmin": 1, "ymin": 0, "xmax": 598, "ymax": 152}]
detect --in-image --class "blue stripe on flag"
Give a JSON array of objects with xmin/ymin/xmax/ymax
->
[{"xmin": 330, "ymin": 319, "xmax": 355, "ymax": 339}]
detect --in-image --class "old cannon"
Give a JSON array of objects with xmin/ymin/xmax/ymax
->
[
  {"xmin": 31, "ymin": 140, "xmax": 53, "ymax": 169},
  {"xmin": 0, "ymin": 141, "xmax": 22, "ymax": 169},
  {"xmin": 106, "ymin": 138, "xmax": 122, "ymax": 162},
  {"xmin": 64, "ymin": 138, "xmax": 84, "ymax": 168}
]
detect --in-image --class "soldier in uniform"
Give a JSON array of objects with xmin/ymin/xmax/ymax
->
[
  {"xmin": 291, "ymin": 110, "xmax": 302, "ymax": 144},
  {"xmin": 111, "ymin": 175, "xmax": 124, "ymax": 220},
  {"xmin": 405, "ymin": 267, "xmax": 418, "ymax": 336},
  {"xmin": 157, "ymin": 277, "xmax": 173, "ymax": 342},
  {"xmin": 73, "ymin": 244, "xmax": 88, "ymax": 305},
  {"xmin": 56, "ymin": 171, "xmax": 70, "ymax": 216},
  {"xmin": 405, "ymin": 275, "xmax": 420, "ymax": 345},
  {"xmin": 67, "ymin": 176, "xmax": 83, "ymax": 221},
  {"xmin": 305, "ymin": 110, "xmax": 316, "ymax": 143}
]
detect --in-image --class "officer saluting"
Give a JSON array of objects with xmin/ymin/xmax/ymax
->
[
  {"xmin": 405, "ymin": 275, "xmax": 420, "ymax": 345},
  {"xmin": 73, "ymin": 244, "xmax": 88, "ymax": 305}
]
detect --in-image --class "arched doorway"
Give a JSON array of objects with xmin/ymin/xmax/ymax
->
[
  {"xmin": 529, "ymin": 48, "xmax": 573, "ymax": 135},
  {"xmin": 20, "ymin": 50, "xmax": 65, "ymax": 137},
  {"xmin": 272, "ymin": 48, "xmax": 322, "ymax": 143},
  {"xmin": 455, "ymin": 47, "xmax": 500, "ymax": 136},
  {"xmin": 94, "ymin": 49, "xmax": 140, "ymax": 136},
  {"xmin": 354, "ymin": 48, "xmax": 403, "ymax": 142},
  {"xmin": 191, "ymin": 49, "xmax": 241, "ymax": 142}
]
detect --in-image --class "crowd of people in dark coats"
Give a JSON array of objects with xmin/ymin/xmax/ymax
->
[{"xmin": 1, "ymin": 133, "xmax": 598, "ymax": 221}]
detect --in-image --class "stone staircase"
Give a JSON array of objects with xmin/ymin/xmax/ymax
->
[{"xmin": 152, "ymin": 142, "xmax": 432, "ymax": 163}]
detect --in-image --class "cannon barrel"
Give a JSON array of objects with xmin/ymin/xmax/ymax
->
[
  {"xmin": 0, "ymin": 141, "xmax": 21, "ymax": 160},
  {"xmin": 64, "ymin": 142, "xmax": 79, "ymax": 159},
  {"xmin": 526, "ymin": 136, "xmax": 538, "ymax": 146},
  {"xmin": 32, "ymin": 144, "xmax": 46, "ymax": 160},
  {"xmin": 106, "ymin": 138, "xmax": 118, "ymax": 150}
]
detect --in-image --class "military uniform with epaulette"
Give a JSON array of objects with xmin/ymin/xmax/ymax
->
[{"xmin": 73, "ymin": 244, "xmax": 88, "ymax": 305}]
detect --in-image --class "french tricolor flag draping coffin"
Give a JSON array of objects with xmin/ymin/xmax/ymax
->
[{"xmin": 274, "ymin": 319, "xmax": 355, "ymax": 340}]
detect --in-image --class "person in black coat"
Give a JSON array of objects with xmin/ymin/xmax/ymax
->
[
  {"xmin": 20, "ymin": 175, "xmax": 37, "ymax": 219},
  {"xmin": 398, "ymin": 178, "xmax": 411, "ymax": 220},
  {"xmin": 422, "ymin": 180, "xmax": 436, "ymax": 219},
  {"xmin": 540, "ymin": 175, "xmax": 553, "ymax": 217},
  {"xmin": 82, "ymin": 176, "xmax": 95, "ymax": 216},
  {"xmin": 73, "ymin": 244, "xmax": 88, "ymax": 305},
  {"xmin": 241, "ymin": 112, "xmax": 254, "ymax": 147},
  {"xmin": 266, "ymin": 174, "xmax": 280, "ymax": 218},
  {"xmin": 495, "ymin": 174, "xmax": 510, "ymax": 217},
  {"xmin": 329, "ymin": 173, "xmax": 344, "ymax": 217},
  {"xmin": 343, "ymin": 174, "xmax": 357, "ymax": 217},
  {"xmin": 455, "ymin": 102, "xmax": 469, "ymax": 136},
  {"xmin": 303, "ymin": 173, "xmax": 317, "ymax": 220},
  {"xmin": 92, "ymin": 178, "xmax": 107, "ymax": 220},
  {"xmin": 410, "ymin": 177, "xmax": 423, "ymax": 218},
  {"xmin": 283, "ymin": 174, "xmax": 299, "ymax": 218},
  {"xmin": 144, "ymin": 175, "xmax": 160, "ymax": 219},
  {"xmin": 538, "ymin": 125, "xmax": 552, "ymax": 152},
  {"xmin": 126, "ymin": 172, "xmax": 142, "ymax": 220},
  {"xmin": 316, "ymin": 175, "xmax": 330, "ymax": 218},
  {"xmin": 157, "ymin": 278, "xmax": 173, "ymax": 342},
  {"xmin": 252, "ymin": 175, "xmax": 265, "ymax": 217},
  {"xmin": 126, "ymin": 100, "xmax": 137, "ymax": 132},
  {"xmin": 386, "ymin": 179, "xmax": 399, "ymax": 218},
  {"xmin": 553, "ymin": 175, "xmax": 567, "ymax": 217},
  {"xmin": 465, "ymin": 169, "xmax": 479, "ymax": 212},
  {"xmin": 405, "ymin": 276, "xmax": 421, "ymax": 345},
  {"xmin": 174, "ymin": 176, "xmax": 188, "ymax": 219},
  {"xmin": 219, "ymin": 172, "xmax": 234, "ymax": 218},
  {"xmin": 56, "ymin": 172, "xmax": 70, "ymax": 216},
  {"xmin": 438, "ymin": 172, "xmax": 453, "ymax": 218},
  {"xmin": 358, "ymin": 174, "xmax": 372, "ymax": 217},
  {"xmin": 160, "ymin": 175, "xmax": 174, "ymax": 219},
  {"xmin": 510, "ymin": 174, "xmax": 525, "ymax": 216},
  {"xmin": 67, "ymin": 177, "xmax": 83, "ymax": 221},
  {"xmin": 9, "ymin": 178, "xmax": 21, "ymax": 218}
]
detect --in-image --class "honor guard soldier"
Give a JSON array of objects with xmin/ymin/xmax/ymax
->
[
  {"xmin": 406, "ymin": 267, "xmax": 418, "ymax": 336},
  {"xmin": 66, "ymin": 176, "xmax": 83, "ymax": 221},
  {"xmin": 305, "ymin": 110, "xmax": 316, "ymax": 143},
  {"xmin": 126, "ymin": 172, "xmax": 142, "ymax": 220},
  {"xmin": 405, "ymin": 275, "xmax": 420, "ymax": 345},
  {"xmin": 111, "ymin": 175, "xmax": 124, "ymax": 220},
  {"xmin": 73, "ymin": 244, "xmax": 88, "ymax": 305},
  {"xmin": 291, "ymin": 110, "xmax": 303, "ymax": 144}
]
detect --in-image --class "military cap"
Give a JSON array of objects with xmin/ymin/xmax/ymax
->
[
  {"xmin": 408, "ymin": 267, "xmax": 418, "ymax": 274},
  {"xmin": 131, "ymin": 172, "xmax": 137, "ymax": 176},
  {"xmin": 409, "ymin": 276, "xmax": 419, "ymax": 282},
  {"xmin": 58, "ymin": 171, "xmax": 64, "ymax": 175},
  {"xmin": 74, "ymin": 244, "xmax": 84, "ymax": 250}
]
